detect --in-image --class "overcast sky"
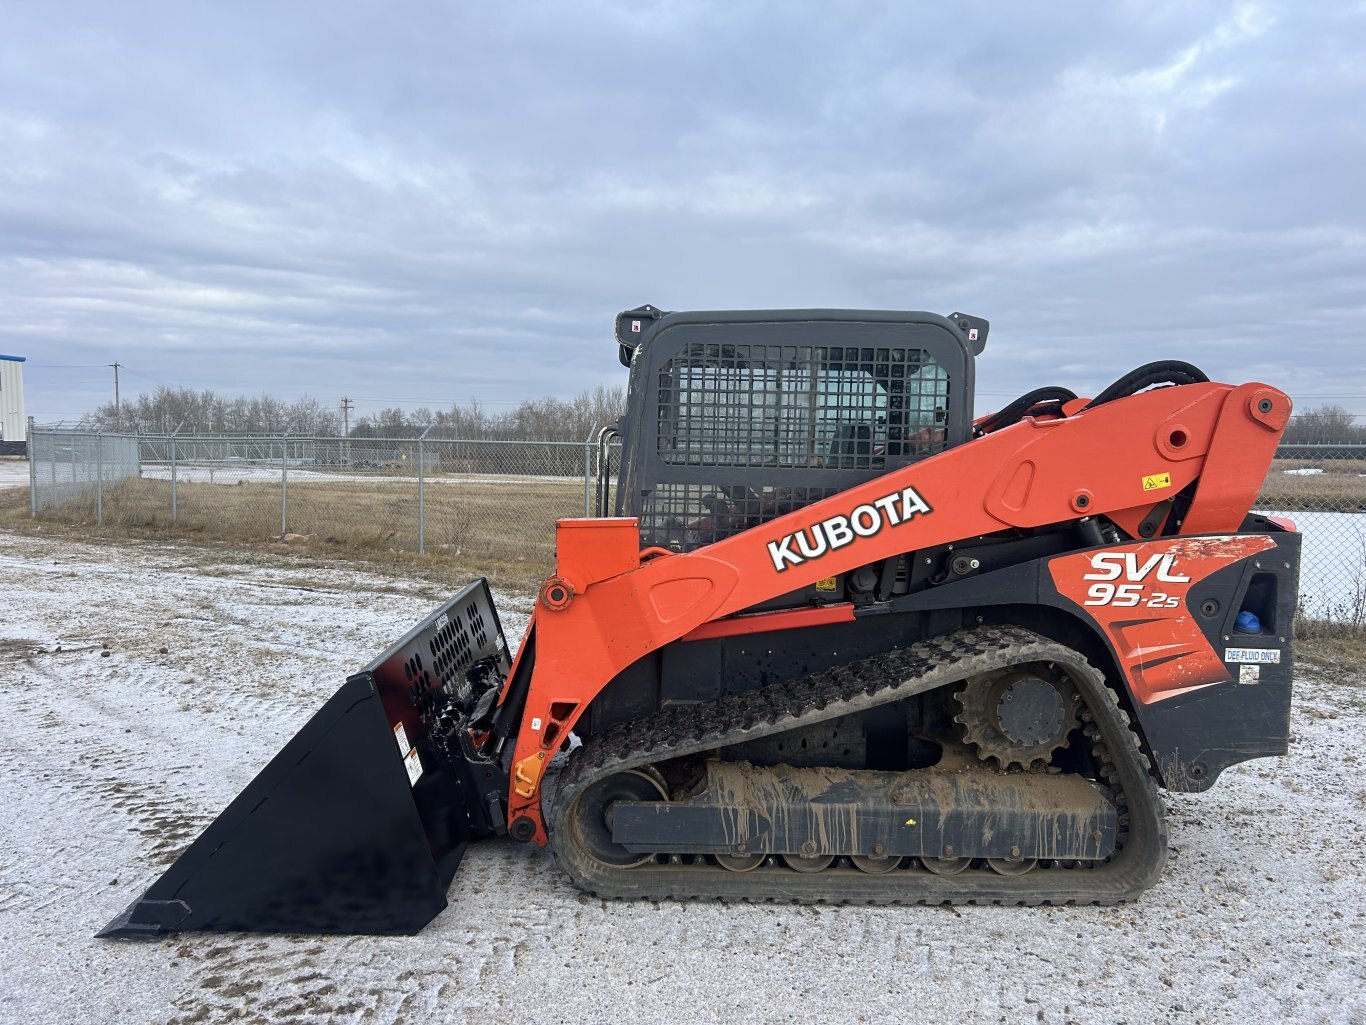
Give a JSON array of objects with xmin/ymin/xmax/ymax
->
[{"xmin": 2, "ymin": 1, "xmax": 1363, "ymax": 425}]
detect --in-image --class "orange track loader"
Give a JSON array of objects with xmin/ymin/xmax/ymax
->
[{"xmin": 102, "ymin": 307, "xmax": 1300, "ymax": 935}]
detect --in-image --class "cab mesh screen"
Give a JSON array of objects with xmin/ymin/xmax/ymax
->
[{"xmin": 643, "ymin": 343, "xmax": 948, "ymax": 549}]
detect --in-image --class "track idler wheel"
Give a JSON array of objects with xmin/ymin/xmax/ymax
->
[{"xmin": 564, "ymin": 769, "xmax": 668, "ymax": 869}]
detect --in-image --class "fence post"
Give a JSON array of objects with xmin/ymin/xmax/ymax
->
[
  {"xmin": 27, "ymin": 417, "xmax": 36, "ymax": 517},
  {"xmin": 170, "ymin": 433, "xmax": 178, "ymax": 525},
  {"xmin": 280, "ymin": 437, "xmax": 289, "ymax": 538},
  {"xmin": 582, "ymin": 428, "xmax": 595, "ymax": 517},
  {"xmin": 417, "ymin": 426, "xmax": 432, "ymax": 555},
  {"xmin": 96, "ymin": 433, "xmax": 104, "ymax": 525}
]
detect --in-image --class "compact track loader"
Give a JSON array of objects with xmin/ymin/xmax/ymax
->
[{"xmin": 102, "ymin": 307, "xmax": 1300, "ymax": 936}]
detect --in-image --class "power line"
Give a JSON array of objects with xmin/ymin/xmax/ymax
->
[{"xmin": 24, "ymin": 363, "xmax": 112, "ymax": 370}]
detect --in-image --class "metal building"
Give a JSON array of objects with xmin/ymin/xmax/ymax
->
[{"xmin": 0, "ymin": 354, "xmax": 26, "ymax": 455}]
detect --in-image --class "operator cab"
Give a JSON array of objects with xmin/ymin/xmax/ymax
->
[{"xmin": 606, "ymin": 306, "xmax": 987, "ymax": 555}]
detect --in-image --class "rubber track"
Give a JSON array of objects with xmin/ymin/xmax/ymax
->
[{"xmin": 549, "ymin": 626, "xmax": 1168, "ymax": 906}]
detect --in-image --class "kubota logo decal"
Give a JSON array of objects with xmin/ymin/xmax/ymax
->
[{"xmin": 768, "ymin": 486, "xmax": 932, "ymax": 572}]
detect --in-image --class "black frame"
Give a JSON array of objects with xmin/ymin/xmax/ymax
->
[{"xmin": 613, "ymin": 310, "xmax": 979, "ymax": 550}]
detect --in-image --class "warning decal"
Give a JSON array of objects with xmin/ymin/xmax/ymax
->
[
  {"xmin": 393, "ymin": 722, "xmax": 411, "ymax": 757},
  {"xmin": 1142, "ymin": 472, "xmax": 1172, "ymax": 492},
  {"xmin": 403, "ymin": 747, "xmax": 423, "ymax": 786}
]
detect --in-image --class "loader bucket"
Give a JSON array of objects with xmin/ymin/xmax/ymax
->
[{"xmin": 99, "ymin": 579, "xmax": 512, "ymax": 937}]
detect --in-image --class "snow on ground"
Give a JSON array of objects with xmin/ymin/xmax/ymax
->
[
  {"xmin": 0, "ymin": 531, "xmax": 1364, "ymax": 1025},
  {"xmin": 138, "ymin": 464, "xmax": 576, "ymax": 487},
  {"xmin": 0, "ymin": 460, "xmax": 30, "ymax": 487},
  {"xmin": 0, "ymin": 455, "xmax": 574, "ymax": 489}
]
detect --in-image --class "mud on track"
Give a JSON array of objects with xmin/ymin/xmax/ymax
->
[{"xmin": 0, "ymin": 531, "xmax": 1363, "ymax": 1025}]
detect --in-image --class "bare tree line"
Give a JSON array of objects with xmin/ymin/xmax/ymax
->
[
  {"xmin": 1280, "ymin": 404, "xmax": 1364, "ymax": 445},
  {"xmin": 89, "ymin": 385, "xmax": 626, "ymax": 442},
  {"xmin": 86, "ymin": 387, "xmax": 1360, "ymax": 446}
]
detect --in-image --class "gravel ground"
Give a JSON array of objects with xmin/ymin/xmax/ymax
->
[{"xmin": 0, "ymin": 530, "xmax": 1363, "ymax": 1025}]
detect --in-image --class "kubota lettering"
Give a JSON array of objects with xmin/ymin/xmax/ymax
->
[
  {"xmin": 851, "ymin": 505, "xmax": 880, "ymax": 536},
  {"xmin": 795, "ymin": 530, "xmax": 827, "ymax": 560},
  {"xmin": 768, "ymin": 486, "xmax": 932, "ymax": 571}
]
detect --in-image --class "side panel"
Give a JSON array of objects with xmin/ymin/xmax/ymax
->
[
  {"xmin": 1047, "ymin": 536, "xmax": 1276, "ymax": 704},
  {"xmin": 1045, "ymin": 533, "xmax": 1300, "ymax": 790},
  {"xmin": 872, "ymin": 532, "xmax": 1300, "ymax": 792}
]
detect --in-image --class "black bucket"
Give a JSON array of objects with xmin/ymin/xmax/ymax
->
[{"xmin": 99, "ymin": 579, "xmax": 512, "ymax": 937}]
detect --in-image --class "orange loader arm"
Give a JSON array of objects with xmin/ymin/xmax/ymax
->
[{"xmin": 503, "ymin": 381, "xmax": 1291, "ymax": 843}]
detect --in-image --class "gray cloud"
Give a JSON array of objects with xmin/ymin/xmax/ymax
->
[{"xmin": 2, "ymin": 0, "xmax": 1363, "ymax": 422}]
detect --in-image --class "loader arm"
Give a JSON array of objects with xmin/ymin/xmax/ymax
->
[{"xmin": 503, "ymin": 380, "xmax": 1290, "ymax": 842}]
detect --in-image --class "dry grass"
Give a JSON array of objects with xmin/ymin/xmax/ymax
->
[
  {"xmin": 0, "ymin": 475, "xmax": 583, "ymax": 591},
  {"xmin": 1258, "ymin": 458, "xmax": 1366, "ymax": 512},
  {"xmin": 1297, "ymin": 617, "xmax": 1366, "ymax": 686}
]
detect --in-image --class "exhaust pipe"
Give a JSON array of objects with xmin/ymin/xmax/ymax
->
[{"xmin": 100, "ymin": 580, "xmax": 513, "ymax": 937}]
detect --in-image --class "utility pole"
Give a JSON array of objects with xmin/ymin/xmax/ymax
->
[
  {"xmin": 340, "ymin": 396, "xmax": 354, "ymax": 467},
  {"xmin": 110, "ymin": 362, "xmax": 122, "ymax": 429}
]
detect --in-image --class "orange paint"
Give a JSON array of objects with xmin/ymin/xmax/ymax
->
[{"xmin": 681, "ymin": 603, "xmax": 855, "ymax": 642}]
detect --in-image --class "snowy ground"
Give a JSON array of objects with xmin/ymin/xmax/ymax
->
[
  {"xmin": 137, "ymin": 464, "xmax": 577, "ymax": 488},
  {"xmin": 0, "ymin": 459, "xmax": 29, "ymax": 487},
  {"xmin": 0, "ymin": 531, "xmax": 1363, "ymax": 1025}
]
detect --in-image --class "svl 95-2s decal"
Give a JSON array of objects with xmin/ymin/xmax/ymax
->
[
  {"xmin": 1082, "ymin": 552, "xmax": 1190, "ymax": 609},
  {"xmin": 1050, "ymin": 535, "xmax": 1276, "ymax": 704}
]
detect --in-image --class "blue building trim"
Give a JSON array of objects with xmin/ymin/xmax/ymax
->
[{"xmin": 0, "ymin": 354, "xmax": 26, "ymax": 362}]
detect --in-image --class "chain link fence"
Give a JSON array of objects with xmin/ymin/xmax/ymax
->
[
  {"xmin": 16, "ymin": 421, "xmax": 1366, "ymax": 623},
  {"xmin": 28, "ymin": 428, "xmax": 140, "ymax": 519},
  {"xmin": 25, "ymin": 427, "xmax": 599, "ymax": 587},
  {"xmin": 1258, "ymin": 435, "xmax": 1366, "ymax": 627}
]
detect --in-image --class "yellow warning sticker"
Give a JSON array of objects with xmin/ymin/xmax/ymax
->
[
  {"xmin": 814, "ymin": 576, "xmax": 837, "ymax": 592},
  {"xmin": 1142, "ymin": 472, "xmax": 1172, "ymax": 492}
]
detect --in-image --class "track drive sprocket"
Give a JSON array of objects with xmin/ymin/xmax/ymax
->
[{"xmin": 954, "ymin": 665, "xmax": 1081, "ymax": 770}]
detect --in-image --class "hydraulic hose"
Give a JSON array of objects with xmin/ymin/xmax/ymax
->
[{"xmin": 1083, "ymin": 360, "xmax": 1209, "ymax": 410}]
